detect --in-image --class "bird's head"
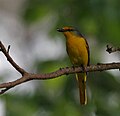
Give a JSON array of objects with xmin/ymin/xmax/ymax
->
[{"xmin": 57, "ymin": 26, "xmax": 83, "ymax": 38}]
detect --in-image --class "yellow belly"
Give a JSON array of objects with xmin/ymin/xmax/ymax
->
[{"xmin": 66, "ymin": 36, "xmax": 88, "ymax": 66}]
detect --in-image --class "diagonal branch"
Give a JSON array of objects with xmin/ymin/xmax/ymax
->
[
  {"xmin": 0, "ymin": 41, "xmax": 120, "ymax": 95},
  {"xmin": 0, "ymin": 41, "xmax": 28, "ymax": 76}
]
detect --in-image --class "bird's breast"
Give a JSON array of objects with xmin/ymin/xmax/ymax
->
[{"xmin": 66, "ymin": 36, "xmax": 88, "ymax": 66}]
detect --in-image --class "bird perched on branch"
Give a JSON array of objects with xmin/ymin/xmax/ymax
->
[{"xmin": 57, "ymin": 26, "xmax": 90, "ymax": 105}]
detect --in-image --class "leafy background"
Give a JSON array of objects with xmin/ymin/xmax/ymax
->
[{"xmin": 0, "ymin": 0, "xmax": 120, "ymax": 116}]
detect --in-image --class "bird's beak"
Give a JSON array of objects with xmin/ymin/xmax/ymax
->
[{"xmin": 57, "ymin": 28, "xmax": 64, "ymax": 32}]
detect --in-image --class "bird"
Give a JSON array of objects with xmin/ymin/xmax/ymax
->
[{"xmin": 57, "ymin": 26, "xmax": 90, "ymax": 105}]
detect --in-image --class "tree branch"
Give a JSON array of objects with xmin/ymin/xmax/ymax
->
[
  {"xmin": 0, "ymin": 41, "xmax": 120, "ymax": 94},
  {"xmin": 0, "ymin": 41, "xmax": 28, "ymax": 76},
  {"xmin": 106, "ymin": 44, "xmax": 120, "ymax": 54}
]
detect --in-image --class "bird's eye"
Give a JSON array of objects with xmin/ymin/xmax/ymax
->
[{"xmin": 68, "ymin": 28, "xmax": 74, "ymax": 31}]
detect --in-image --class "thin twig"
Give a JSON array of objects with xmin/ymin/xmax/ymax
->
[
  {"xmin": 106, "ymin": 45, "xmax": 120, "ymax": 54},
  {"xmin": 0, "ymin": 87, "xmax": 11, "ymax": 94},
  {"xmin": 7, "ymin": 45, "xmax": 11, "ymax": 53},
  {"xmin": 0, "ymin": 41, "xmax": 28, "ymax": 76}
]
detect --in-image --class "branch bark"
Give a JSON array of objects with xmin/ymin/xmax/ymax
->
[{"xmin": 0, "ymin": 41, "xmax": 120, "ymax": 94}]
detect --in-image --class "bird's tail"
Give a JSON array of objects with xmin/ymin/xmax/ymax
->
[{"xmin": 76, "ymin": 73, "xmax": 87, "ymax": 105}]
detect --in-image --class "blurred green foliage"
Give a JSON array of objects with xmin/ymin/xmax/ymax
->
[
  {"xmin": 2, "ymin": 0, "xmax": 120, "ymax": 116},
  {"xmin": 23, "ymin": 0, "xmax": 120, "ymax": 44}
]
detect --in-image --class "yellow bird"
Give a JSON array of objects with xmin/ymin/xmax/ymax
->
[{"xmin": 57, "ymin": 26, "xmax": 90, "ymax": 105}]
